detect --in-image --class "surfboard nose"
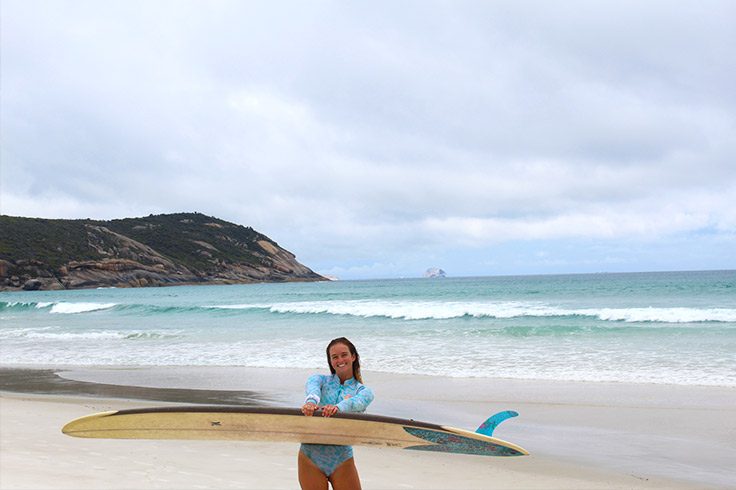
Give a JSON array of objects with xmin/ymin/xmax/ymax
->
[{"xmin": 62, "ymin": 411, "xmax": 119, "ymax": 437}]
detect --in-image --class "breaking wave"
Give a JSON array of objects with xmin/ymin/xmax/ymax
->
[
  {"xmin": 261, "ymin": 301, "xmax": 736, "ymax": 323},
  {"xmin": 3, "ymin": 299, "xmax": 734, "ymax": 323}
]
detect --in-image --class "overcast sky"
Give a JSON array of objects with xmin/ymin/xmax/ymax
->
[{"xmin": 2, "ymin": 1, "xmax": 734, "ymax": 279}]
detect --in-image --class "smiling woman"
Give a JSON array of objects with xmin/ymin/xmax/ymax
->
[{"xmin": 298, "ymin": 337, "xmax": 375, "ymax": 490}]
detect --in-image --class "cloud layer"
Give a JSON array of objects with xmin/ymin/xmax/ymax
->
[{"xmin": 2, "ymin": 0, "xmax": 735, "ymax": 278}]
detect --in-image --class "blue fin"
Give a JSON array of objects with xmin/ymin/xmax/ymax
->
[{"xmin": 475, "ymin": 411, "xmax": 518, "ymax": 437}]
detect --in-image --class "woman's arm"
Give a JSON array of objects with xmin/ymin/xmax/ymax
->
[
  {"xmin": 304, "ymin": 374, "xmax": 325, "ymax": 406},
  {"xmin": 302, "ymin": 375, "xmax": 325, "ymax": 416},
  {"xmin": 335, "ymin": 386, "xmax": 375, "ymax": 413}
]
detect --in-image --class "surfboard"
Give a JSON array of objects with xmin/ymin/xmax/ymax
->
[{"xmin": 62, "ymin": 407, "xmax": 528, "ymax": 457}]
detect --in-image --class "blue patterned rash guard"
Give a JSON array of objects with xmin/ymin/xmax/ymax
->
[
  {"xmin": 304, "ymin": 374, "xmax": 374, "ymax": 413},
  {"xmin": 300, "ymin": 374, "xmax": 374, "ymax": 476}
]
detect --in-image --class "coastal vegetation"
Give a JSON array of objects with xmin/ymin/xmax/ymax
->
[{"xmin": 0, "ymin": 212, "xmax": 324, "ymax": 290}]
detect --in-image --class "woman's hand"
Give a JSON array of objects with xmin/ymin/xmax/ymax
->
[
  {"xmin": 321, "ymin": 405, "xmax": 339, "ymax": 417},
  {"xmin": 301, "ymin": 403, "xmax": 339, "ymax": 417},
  {"xmin": 301, "ymin": 402, "xmax": 318, "ymax": 416}
]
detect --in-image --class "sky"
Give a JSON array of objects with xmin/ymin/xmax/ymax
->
[{"xmin": 1, "ymin": 1, "xmax": 734, "ymax": 280}]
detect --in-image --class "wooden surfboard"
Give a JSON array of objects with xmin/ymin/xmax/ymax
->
[{"xmin": 62, "ymin": 407, "xmax": 528, "ymax": 457}]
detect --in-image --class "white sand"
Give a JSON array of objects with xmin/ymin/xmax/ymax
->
[{"xmin": 1, "ymin": 366, "xmax": 734, "ymax": 489}]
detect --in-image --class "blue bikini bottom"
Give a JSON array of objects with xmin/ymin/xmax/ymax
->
[{"xmin": 300, "ymin": 443, "xmax": 353, "ymax": 477}]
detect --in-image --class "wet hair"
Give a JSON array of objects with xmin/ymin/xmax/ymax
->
[{"xmin": 326, "ymin": 337, "xmax": 363, "ymax": 383}]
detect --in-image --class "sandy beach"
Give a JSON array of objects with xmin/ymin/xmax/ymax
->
[{"xmin": 1, "ymin": 366, "xmax": 734, "ymax": 489}]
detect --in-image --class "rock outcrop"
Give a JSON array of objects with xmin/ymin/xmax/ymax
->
[
  {"xmin": 0, "ymin": 213, "xmax": 325, "ymax": 290},
  {"xmin": 424, "ymin": 267, "xmax": 447, "ymax": 278}
]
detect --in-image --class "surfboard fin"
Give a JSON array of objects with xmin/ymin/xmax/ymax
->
[{"xmin": 475, "ymin": 411, "xmax": 518, "ymax": 437}]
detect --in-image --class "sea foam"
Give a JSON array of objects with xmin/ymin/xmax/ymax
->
[
  {"xmin": 48, "ymin": 302, "xmax": 118, "ymax": 314},
  {"xmin": 264, "ymin": 300, "xmax": 736, "ymax": 323}
]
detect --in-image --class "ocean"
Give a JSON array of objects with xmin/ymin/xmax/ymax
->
[{"xmin": 1, "ymin": 270, "xmax": 734, "ymax": 387}]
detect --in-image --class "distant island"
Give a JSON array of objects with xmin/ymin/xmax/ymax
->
[
  {"xmin": 424, "ymin": 268, "xmax": 447, "ymax": 278},
  {"xmin": 0, "ymin": 212, "xmax": 325, "ymax": 291}
]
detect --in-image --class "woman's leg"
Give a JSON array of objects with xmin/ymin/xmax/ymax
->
[
  {"xmin": 328, "ymin": 457, "xmax": 361, "ymax": 490},
  {"xmin": 298, "ymin": 450, "xmax": 329, "ymax": 490}
]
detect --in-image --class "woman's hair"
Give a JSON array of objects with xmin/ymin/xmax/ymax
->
[{"xmin": 326, "ymin": 337, "xmax": 363, "ymax": 383}]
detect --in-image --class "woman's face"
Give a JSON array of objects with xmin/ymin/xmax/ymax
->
[{"xmin": 329, "ymin": 343, "xmax": 356, "ymax": 380}]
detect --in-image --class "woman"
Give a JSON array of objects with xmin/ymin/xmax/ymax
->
[{"xmin": 299, "ymin": 337, "xmax": 375, "ymax": 490}]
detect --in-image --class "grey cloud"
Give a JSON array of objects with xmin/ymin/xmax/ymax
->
[{"xmin": 2, "ymin": 0, "xmax": 734, "ymax": 277}]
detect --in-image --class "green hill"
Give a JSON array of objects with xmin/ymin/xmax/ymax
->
[{"xmin": 0, "ymin": 213, "xmax": 324, "ymax": 290}]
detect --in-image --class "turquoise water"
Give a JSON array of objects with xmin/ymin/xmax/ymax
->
[{"xmin": 1, "ymin": 270, "xmax": 734, "ymax": 386}]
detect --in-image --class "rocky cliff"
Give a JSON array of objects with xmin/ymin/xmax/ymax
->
[{"xmin": 0, "ymin": 213, "xmax": 325, "ymax": 290}]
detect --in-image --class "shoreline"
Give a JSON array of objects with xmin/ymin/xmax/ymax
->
[{"xmin": 2, "ymin": 365, "xmax": 735, "ymax": 489}]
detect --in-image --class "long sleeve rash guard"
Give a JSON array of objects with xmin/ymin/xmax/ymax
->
[{"xmin": 304, "ymin": 374, "xmax": 374, "ymax": 413}]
